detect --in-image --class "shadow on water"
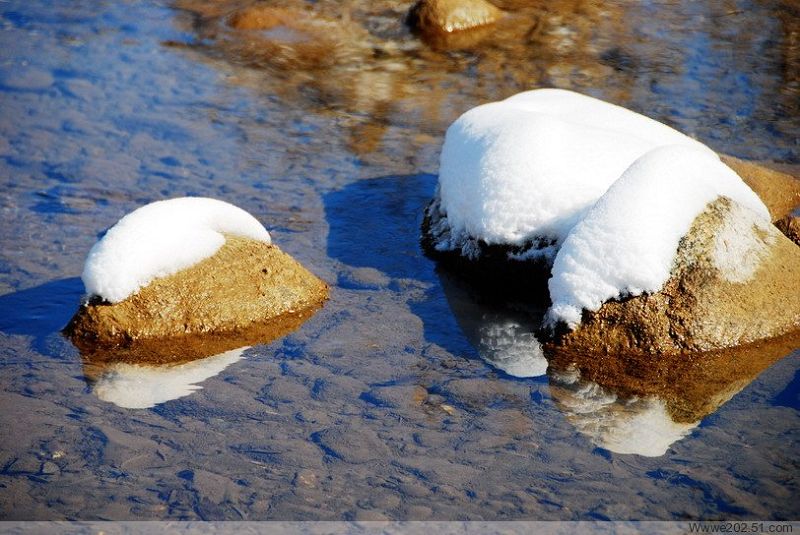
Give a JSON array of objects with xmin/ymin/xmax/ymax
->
[
  {"xmin": 323, "ymin": 173, "xmax": 478, "ymax": 359},
  {"xmin": 0, "ymin": 277, "xmax": 83, "ymax": 358}
]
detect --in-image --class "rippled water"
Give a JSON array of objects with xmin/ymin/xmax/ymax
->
[{"xmin": 0, "ymin": 0, "xmax": 798, "ymax": 520}]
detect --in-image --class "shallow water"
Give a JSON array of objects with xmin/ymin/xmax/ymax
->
[{"xmin": 1, "ymin": 0, "xmax": 799, "ymax": 520}]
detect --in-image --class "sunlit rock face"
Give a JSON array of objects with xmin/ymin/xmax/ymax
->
[
  {"xmin": 85, "ymin": 347, "xmax": 247, "ymax": 409},
  {"xmin": 65, "ymin": 198, "xmax": 328, "ymax": 358}
]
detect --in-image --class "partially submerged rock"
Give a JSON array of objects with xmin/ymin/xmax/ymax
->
[
  {"xmin": 721, "ymin": 155, "xmax": 800, "ymax": 223},
  {"xmin": 67, "ymin": 236, "xmax": 328, "ymax": 360},
  {"xmin": 553, "ymin": 196, "xmax": 800, "ymax": 355},
  {"xmin": 423, "ymin": 89, "xmax": 800, "ymax": 355},
  {"xmin": 65, "ymin": 198, "xmax": 328, "ymax": 362}
]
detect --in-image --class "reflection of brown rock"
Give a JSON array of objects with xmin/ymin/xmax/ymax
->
[
  {"xmin": 227, "ymin": 5, "xmax": 294, "ymax": 30},
  {"xmin": 65, "ymin": 236, "xmax": 328, "ymax": 364},
  {"xmin": 183, "ymin": 1, "xmax": 368, "ymax": 71},
  {"xmin": 548, "ymin": 329, "xmax": 800, "ymax": 425},
  {"xmin": 554, "ymin": 197, "xmax": 800, "ymax": 355},
  {"xmin": 721, "ymin": 155, "xmax": 800, "ymax": 223},
  {"xmin": 408, "ymin": 0, "xmax": 502, "ymax": 35}
]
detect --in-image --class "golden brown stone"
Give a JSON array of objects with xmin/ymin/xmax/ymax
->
[
  {"xmin": 65, "ymin": 236, "xmax": 328, "ymax": 364},
  {"xmin": 408, "ymin": 0, "xmax": 502, "ymax": 35},
  {"xmin": 552, "ymin": 197, "xmax": 800, "ymax": 356}
]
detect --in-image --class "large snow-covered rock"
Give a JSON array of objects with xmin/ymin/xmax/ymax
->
[
  {"xmin": 547, "ymin": 145, "xmax": 770, "ymax": 328},
  {"xmin": 424, "ymin": 89, "xmax": 800, "ymax": 353},
  {"xmin": 66, "ymin": 198, "xmax": 328, "ymax": 353},
  {"xmin": 427, "ymin": 88, "xmax": 713, "ymax": 260},
  {"xmin": 552, "ymin": 194, "xmax": 800, "ymax": 354}
]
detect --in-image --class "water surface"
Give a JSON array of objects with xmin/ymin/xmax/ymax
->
[{"xmin": 0, "ymin": 0, "xmax": 798, "ymax": 520}]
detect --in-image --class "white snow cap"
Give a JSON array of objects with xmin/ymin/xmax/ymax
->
[
  {"xmin": 93, "ymin": 347, "xmax": 247, "ymax": 409},
  {"xmin": 82, "ymin": 197, "xmax": 271, "ymax": 303},
  {"xmin": 548, "ymin": 145, "xmax": 770, "ymax": 328},
  {"xmin": 437, "ymin": 88, "xmax": 713, "ymax": 249}
]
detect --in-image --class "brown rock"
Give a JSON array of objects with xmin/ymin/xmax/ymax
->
[
  {"xmin": 65, "ymin": 236, "xmax": 328, "ymax": 364},
  {"xmin": 408, "ymin": 0, "xmax": 502, "ymax": 35},
  {"xmin": 553, "ymin": 197, "xmax": 800, "ymax": 355}
]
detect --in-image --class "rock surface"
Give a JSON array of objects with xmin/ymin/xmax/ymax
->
[
  {"xmin": 552, "ymin": 197, "xmax": 800, "ymax": 355},
  {"xmin": 65, "ymin": 236, "xmax": 328, "ymax": 362}
]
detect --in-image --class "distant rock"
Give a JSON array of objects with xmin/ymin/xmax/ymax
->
[
  {"xmin": 554, "ymin": 197, "xmax": 800, "ymax": 355},
  {"xmin": 408, "ymin": 0, "xmax": 502, "ymax": 35}
]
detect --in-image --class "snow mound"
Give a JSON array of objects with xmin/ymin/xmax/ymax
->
[
  {"xmin": 93, "ymin": 347, "xmax": 247, "ymax": 409},
  {"xmin": 548, "ymin": 145, "xmax": 770, "ymax": 328},
  {"xmin": 435, "ymin": 88, "xmax": 713, "ymax": 255},
  {"xmin": 82, "ymin": 197, "xmax": 271, "ymax": 303}
]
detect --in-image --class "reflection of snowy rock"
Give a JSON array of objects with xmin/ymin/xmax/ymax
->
[
  {"xmin": 424, "ymin": 89, "xmax": 711, "ymax": 261},
  {"xmin": 547, "ymin": 331, "xmax": 798, "ymax": 456},
  {"xmin": 437, "ymin": 268, "xmax": 547, "ymax": 377},
  {"xmin": 90, "ymin": 347, "xmax": 246, "ymax": 409},
  {"xmin": 477, "ymin": 319, "xmax": 547, "ymax": 377},
  {"xmin": 549, "ymin": 367, "xmax": 696, "ymax": 457},
  {"xmin": 66, "ymin": 197, "xmax": 328, "ymax": 352}
]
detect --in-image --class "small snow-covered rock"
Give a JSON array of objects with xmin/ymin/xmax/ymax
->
[
  {"xmin": 83, "ymin": 197, "xmax": 271, "ymax": 304},
  {"xmin": 429, "ymin": 88, "xmax": 712, "ymax": 259},
  {"xmin": 547, "ymin": 145, "xmax": 769, "ymax": 328},
  {"xmin": 67, "ymin": 198, "xmax": 327, "ymax": 354}
]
